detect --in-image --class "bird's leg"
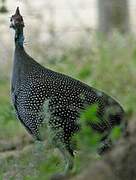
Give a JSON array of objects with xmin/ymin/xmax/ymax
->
[
  {"xmin": 98, "ymin": 138, "xmax": 112, "ymax": 155},
  {"xmin": 50, "ymin": 144, "xmax": 74, "ymax": 180},
  {"xmin": 51, "ymin": 132, "xmax": 74, "ymax": 174},
  {"xmin": 45, "ymin": 112, "xmax": 74, "ymax": 179},
  {"xmin": 58, "ymin": 145, "xmax": 74, "ymax": 174},
  {"xmin": 49, "ymin": 129, "xmax": 74, "ymax": 180},
  {"xmin": 97, "ymin": 131, "xmax": 112, "ymax": 155}
]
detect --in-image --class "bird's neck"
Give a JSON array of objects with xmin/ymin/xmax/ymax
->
[{"xmin": 15, "ymin": 28, "xmax": 24, "ymax": 48}]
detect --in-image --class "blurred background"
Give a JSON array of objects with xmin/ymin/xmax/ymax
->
[{"xmin": 0, "ymin": 0, "xmax": 136, "ymax": 179}]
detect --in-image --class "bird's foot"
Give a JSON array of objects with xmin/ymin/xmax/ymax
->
[{"xmin": 98, "ymin": 139, "xmax": 112, "ymax": 155}]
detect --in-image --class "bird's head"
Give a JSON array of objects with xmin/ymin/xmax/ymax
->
[{"xmin": 10, "ymin": 7, "xmax": 24, "ymax": 30}]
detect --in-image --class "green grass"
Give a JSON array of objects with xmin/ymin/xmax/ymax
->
[
  {"xmin": 0, "ymin": 80, "xmax": 25, "ymax": 140},
  {"xmin": 0, "ymin": 142, "xmax": 63, "ymax": 180},
  {"xmin": 0, "ymin": 32, "xmax": 135, "ymax": 179}
]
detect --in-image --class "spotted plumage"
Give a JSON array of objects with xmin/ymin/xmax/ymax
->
[{"xmin": 10, "ymin": 7, "xmax": 126, "ymax": 174}]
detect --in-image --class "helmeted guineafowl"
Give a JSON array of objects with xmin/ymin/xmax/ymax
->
[{"xmin": 10, "ymin": 7, "xmax": 126, "ymax": 175}]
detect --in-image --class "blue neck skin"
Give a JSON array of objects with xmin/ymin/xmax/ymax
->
[{"xmin": 15, "ymin": 28, "xmax": 24, "ymax": 47}]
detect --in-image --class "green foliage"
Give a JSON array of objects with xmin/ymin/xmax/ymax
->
[
  {"xmin": 76, "ymin": 126, "xmax": 101, "ymax": 151},
  {"xmin": 80, "ymin": 104, "xmax": 100, "ymax": 124},
  {"xmin": 0, "ymin": 81, "xmax": 24, "ymax": 139},
  {"xmin": 74, "ymin": 104, "xmax": 102, "ymax": 154},
  {"xmin": 110, "ymin": 126, "xmax": 122, "ymax": 142}
]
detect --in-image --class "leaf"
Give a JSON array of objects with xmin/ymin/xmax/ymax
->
[
  {"xmin": 80, "ymin": 104, "xmax": 100, "ymax": 124},
  {"xmin": 110, "ymin": 126, "xmax": 121, "ymax": 141}
]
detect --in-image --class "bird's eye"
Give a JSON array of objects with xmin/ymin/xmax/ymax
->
[{"xmin": 10, "ymin": 18, "xmax": 13, "ymax": 22}]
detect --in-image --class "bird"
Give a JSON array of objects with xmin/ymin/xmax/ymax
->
[{"xmin": 10, "ymin": 7, "xmax": 127, "ymax": 176}]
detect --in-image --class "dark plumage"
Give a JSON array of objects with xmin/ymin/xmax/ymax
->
[{"xmin": 10, "ymin": 7, "xmax": 126, "ymax": 174}]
